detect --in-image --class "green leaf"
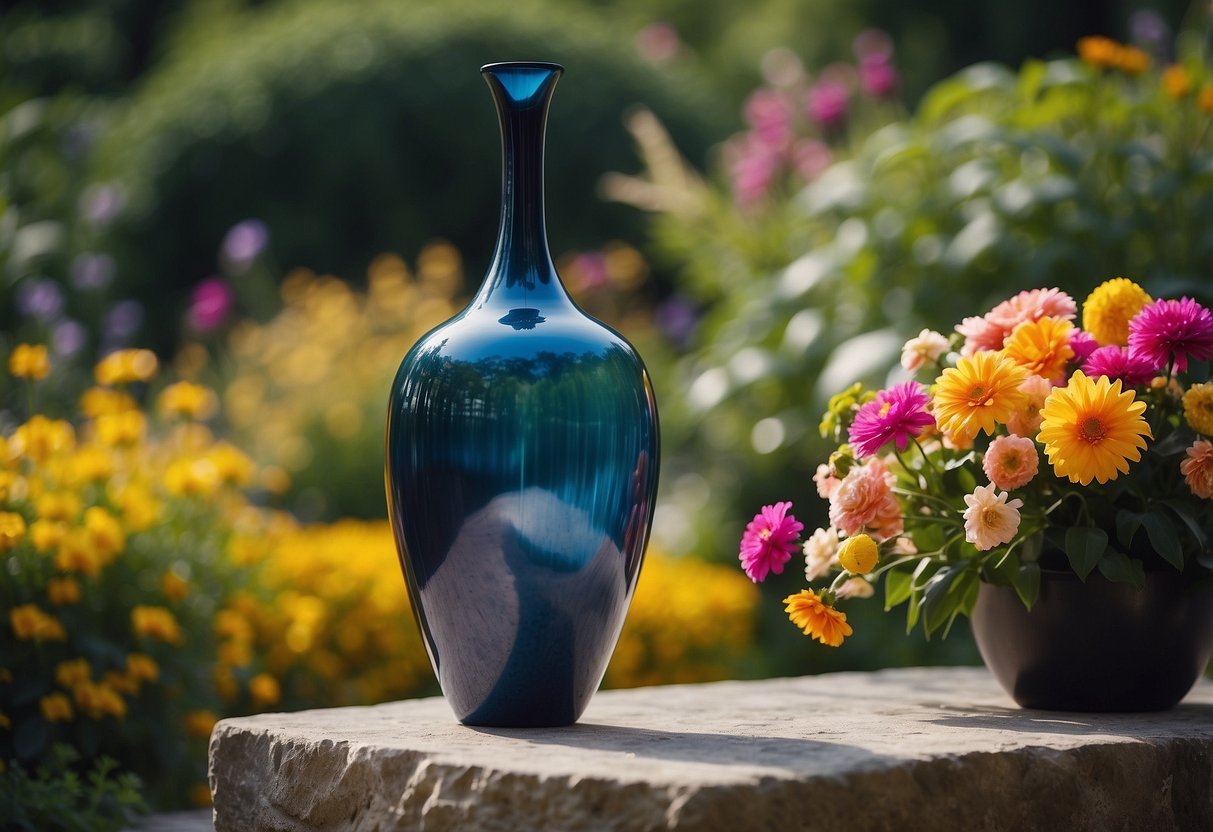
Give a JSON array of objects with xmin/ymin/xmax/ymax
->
[
  {"xmin": 1115, "ymin": 510, "xmax": 1142, "ymax": 549},
  {"xmin": 1014, "ymin": 561, "xmax": 1041, "ymax": 609},
  {"xmin": 884, "ymin": 569, "xmax": 913, "ymax": 610},
  {"xmin": 1064, "ymin": 526, "xmax": 1107, "ymax": 580},
  {"xmin": 1141, "ymin": 511, "xmax": 1184, "ymax": 570},
  {"xmin": 905, "ymin": 589, "xmax": 921, "ymax": 633},
  {"xmin": 921, "ymin": 565, "xmax": 962, "ymax": 637},
  {"xmin": 1161, "ymin": 500, "xmax": 1209, "ymax": 549},
  {"xmin": 1097, "ymin": 550, "xmax": 1146, "ymax": 590}
]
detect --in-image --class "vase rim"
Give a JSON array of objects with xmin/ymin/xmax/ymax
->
[{"xmin": 480, "ymin": 61, "xmax": 565, "ymax": 74}]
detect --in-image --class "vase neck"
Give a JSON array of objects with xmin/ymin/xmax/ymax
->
[{"xmin": 475, "ymin": 62, "xmax": 571, "ymax": 311}]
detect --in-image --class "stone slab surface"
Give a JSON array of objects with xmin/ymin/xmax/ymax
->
[{"xmin": 209, "ymin": 667, "xmax": 1213, "ymax": 831}]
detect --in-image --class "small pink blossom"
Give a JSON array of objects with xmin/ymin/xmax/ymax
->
[
  {"xmin": 982, "ymin": 434, "xmax": 1039, "ymax": 490},
  {"xmin": 739, "ymin": 501, "xmax": 804, "ymax": 582},
  {"xmin": 962, "ymin": 485, "xmax": 1024, "ymax": 551},
  {"xmin": 859, "ymin": 57, "xmax": 898, "ymax": 98},
  {"xmin": 829, "ymin": 458, "xmax": 903, "ymax": 540},
  {"xmin": 1181, "ymin": 439, "xmax": 1213, "ymax": 500},
  {"xmin": 806, "ymin": 79, "xmax": 849, "ymax": 128},
  {"xmin": 848, "ymin": 381, "xmax": 934, "ymax": 458}
]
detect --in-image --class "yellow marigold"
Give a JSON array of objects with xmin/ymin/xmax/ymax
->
[
  {"xmin": 933, "ymin": 351, "xmax": 1030, "ymax": 441},
  {"xmin": 9, "ymin": 344, "xmax": 50, "ymax": 380},
  {"xmin": 213, "ymin": 665, "xmax": 239, "ymax": 701},
  {"xmin": 1038, "ymin": 371, "xmax": 1152, "ymax": 485},
  {"xmin": 55, "ymin": 658, "xmax": 92, "ymax": 688},
  {"xmin": 784, "ymin": 589, "xmax": 853, "ymax": 647},
  {"xmin": 10, "ymin": 604, "xmax": 66, "ymax": 641},
  {"xmin": 126, "ymin": 653, "xmax": 159, "ymax": 683},
  {"xmin": 209, "ymin": 442, "xmax": 254, "ymax": 486},
  {"xmin": 228, "ymin": 535, "xmax": 267, "ymax": 566},
  {"xmin": 94, "ymin": 349, "xmax": 158, "ymax": 386},
  {"xmin": 83, "ymin": 506, "xmax": 125, "ymax": 560},
  {"xmin": 0, "ymin": 471, "xmax": 24, "ymax": 503},
  {"xmin": 1184, "ymin": 383, "xmax": 1213, "ymax": 436},
  {"xmin": 55, "ymin": 530, "xmax": 104, "ymax": 576},
  {"xmin": 1117, "ymin": 46, "xmax": 1150, "ymax": 74},
  {"xmin": 47, "ymin": 577, "xmax": 81, "ymax": 606},
  {"xmin": 31, "ymin": 519, "xmax": 67, "ymax": 552},
  {"xmin": 80, "ymin": 387, "xmax": 137, "ymax": 418},
  {"xmin": 165, "ymin": 457, "xmax": 221, "ymax": 497},
  {"xmin": 103, "ymin": 669, "xmax": 140, "ymax": 695},
  {"xmin": 65, "ymin": 447, "xmax": 114, "ymax": 485},
  {"xmin": 131, "ymin": 605, "xmax": 183, "ymax": 645},
  {"xmin": 249, "ymin": 672, "xmax": 281, "ymax": 706},
  {"xmin": 1082, "ymin": 278, "xmax": 1152, "ymax": 347},
  {"xmin": 837, "ymin": 533, "xmax": 879, "ymax": 574},
  {"xmin": 1162, "ymin": 65, "xmax": 1192, "ymax": 99},
  {"xmin": 158, "ymin": 381, "xmax": 219, "ymax": 421},
  {"xmin": 1002, "ymin": 317, "xmax": 1075, "ymax": 384},
  {"xmin": 1200, "ymin": 85, "xmax": 1213, "ymax": 114},
  {"xmin": 184, "ymin": 709, "xmax": 219, "ymax": 738},
  {"xmin": 73, "ymin": 680, "xmax": 127, "ymax": 720},
  {"xmin": 36, "ymin": 492, "xmax": 82, "ymax": 523},
  {"xmin": 162, "ymin": 571, "xmax": 190, "ymax": 602},
  {"xmin": 0, "ymin": 512, "xmax": 26, "ymax": 552},
  {"xmin": 40, "ymin": 693, "xmax": 74, "ymax": 723},
  {"xmin": 214, "ymin": 609, "xmax": 254, "ymax": 642},
  {"xmin": 113, "ymin": 484, "xmax": 160, "ymax": 531},
  {"xmin": 94, "ymin": 410, "xmax": 147, "ymax": 447},
  {"xmin": 1077, "ymin": 35, "xmax": 1122, "ymax": 69},
  {"xmin": 11, "ymin": 416, "xmax": 75, "ymax": 463}
]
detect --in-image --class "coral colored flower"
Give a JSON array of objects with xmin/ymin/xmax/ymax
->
[
  {"xmin": 962, "ymin": 485, "xmax": 1024, "ymax": 551},
  {"xmin": 739, "ymin": 502, "xmax": 804, "ymax": 582},
  {"xmin": 933, "ymin": 351, "xmax": 1030, "ymax": 441},
  {"xmin": 813, "ymin": 463, "xmax": 840, "ymax": 499},
  {"xmin": 1004, "ymin": 374, "xmax": 1054, "ymax": 438},
  {"xmin": 838, "ymin": 533, "xmax": 879, "ymax": 574},
  {"xmin": 957, "ymin": 288, "xmax": 1076, "ymax": 355},
  {"xmin": 828, "ymin": 458, "xmax": 902, "ymax": 540},
  {"xmin": 1082, "ymin": 345, "xmax": 1157, "ymax": 387},
  {"xmin": 848, "ymin": 381, "xmax": 934, "ymax": 457},
  {"xmin": 901, "ymin": 329, "xmax": 949, "ymax": 372},
  {"xmin": 803, "ymin": 527, "xmax": 840, "ymax": 580},
  {"xmin": 982, "ymin": 435, "xmax": 1040, "ymax": 490},
  {"xmin": 1037, "ymin": 371, "xmax": 1152, "ymax": 485},
  {"xmin": 1002, "ymin": 317, "xmax": 1075, "ymax": 383},
  {"xmin": 1083, "ymin": 278, "xmax": 1152, "ymax": 347},
  {"xmin": 1181, "ymin": 439, "xmax": 1213, "ymax": 499},
  {"xmin": 1127, "ymin": 297, "xmax": 1213, "ymax": 373},
  {"xmin": 784, "ymin": 589, "xmax": 853, "ymax": 646},
  {"xmin": 8, "ymin": 344, "xmax": 50, "ymax": 380},
  {"xmin": 1185, "ymin": 383, "xmax": 1213, "ymax": 436},
  {"xmin": 835, "ymin": 576, "xmax": 875, "ymax": 599},
  {"xmin": 1069, "ymin": 329, "xmax": 1099, "ymax": 363}
]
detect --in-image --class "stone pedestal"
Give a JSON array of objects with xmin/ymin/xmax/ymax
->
[{"xmin": 209, "ymin": 667, "xmax": 1213, "ymax": 831}]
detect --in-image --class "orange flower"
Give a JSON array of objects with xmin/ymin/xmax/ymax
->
[
  {"xmin": 249, "ymin": 673, "xmax": 281, "ymax": 706},
  {"xmin": 1002, "ymin": 317, "xmax": 1075, "ymax": 384},
  {"xmin": 1162, "ymin": 65, "xmax": 1192, "ymax": 99},
  {"xmin": 933, "ymin": 351, "xmax": 1030, "ymax": 441},
  {"xmin": 1181, "ymin": 439, "xmax": 1213, "ymax": 499},
  {"xmin": 783, "ymin": 589, "xmax": 853, "ymax": 647},
  {"xmin": 131, "ymin": 605, "xmax": 184, "ymax": 645},
  {"xmin": 9, "ymin": 344, "xmax": 50, "ymax": 380}
]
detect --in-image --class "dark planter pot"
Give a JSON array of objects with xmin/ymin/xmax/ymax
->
[{"xmin": 971, "ymin": 568, "xmax": 1213, "ymax": 711}]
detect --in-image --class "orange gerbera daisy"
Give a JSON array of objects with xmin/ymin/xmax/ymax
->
[
  {"xmin": 1037, "ymin": 371, "xmax": 1151, "ymax": 485},
  {"xmin": 784, "ymin": 589, "xmax": 852, "ymax": 647},
  {"xmin": 1002, "ymin": 317, "xmax": 1075, "ymax": 383},
  {"xmin": 933, "ymin": 351, "xmax": 1030, "ymax": 441}
]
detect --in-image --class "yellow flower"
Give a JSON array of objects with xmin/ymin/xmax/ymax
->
[
  {"xmin": 162, "ymin": 571, "xmax": 190, "ymax": 602},
  {"xmin": 1184, "ymin": 383, "xmax": 1213, "ymax": 436},
  {"xmin": 1038, "ymin": 371, "xmax": 1152, "ymax": 485},
  {"xmin": 30, "ymin": 520, "xmax": 66, "ymax": 552},
  {"xmin": 1200, "ymin": 85, "xmax": 1213, "ymax": 114},
  {"xmin": 0, "ymin": 512, "xmax": 26, "ymax": 552},
  {"xmin": 184, "ymin": 709, "xmax": 219, "ymax": 738},
  {"xmin": 208, "ymin": 442, "xmax": 254, "ymax": 486},
  {"xmin": 55, "ymin": 658, "xmax": 92, "ymax": 688},
  {"xmin": 55, "ymin": 530, "xmax": 104, "ymax": 576},
  {"xmin": 47, "ymin": 577, "xmax": 82, "ymax": 606},
  {"xmin": 783, "ymin": 589, "xmax": 853, "ymax": 647},
  {"xmin": 933, "ymin": 351, "xmax": 1030, "ymax": 441},
  {"xmin": 0, "ymin": 471, "xmax": 25, "ymax": 502},
  {"xmin": 158, "ymin": 381, "xmax": 219, "ymax": 420},
  {"xmin": 36, "ymin": 492, "xmax": 81, "ymax": 523},
  {"xmin": 1083, "ymin": 278, "xmax": 1152, "ymax": 347},
  {"xmin": 40, "ymin": 693, "xmax": 74, "ymax": 723},
  {"xmin": 131, "ymin": 605, "xmax": 184, "ymax": 645},
  {"xmin": 9, "ymin": 344, "xmax": 50, "ymax": 380},
  {"xmin": 837, "ymin": 534, "xmax": 879, "ymax": 574},
  {"xmin": 9, "ymin": 604, "xmax": 66, "ymax": 641},
  {"xmin": 83, "ymin": 506, "xmax": 125, "ymax": 560},
  {"xmin": 164, "ymin": 457, "xmax": 221, "ymax": 497},
  {"xmin": 126, "ymin": 653, "xmax": 160, "ymax": 683},
  {"xmin": 94, "ymin": 410, "xmax": 147, "ymax": 447},
  {"xmin": 65, "ymin": 447, "xmax": 114, "ymax": 485},
  {"xmin": 1002, "ymin": 317, "xmax": 1075, "ymax": 384},
  {"xmin": 80, "ymin": 387, "xmax": 137, "ymax": 418},
  {"xmin": 11, "ymin": 416, "xmax": 75, "ymax": 463},
  {"xmin": 94, "ymin": 349, "xmax": 158, "ymax": 386},
  {"xmin": 1162, "ymin": 65, "xmax": 1192, "ymax": 99},
  {"xmin": 113, "ymin": 484, "xmax": 161, "ymax": 531},
  {"xmin": 249, "ymin": 672, "xmax": 281, "ymax": 706},
  {"xmin": 73, "ymin": 680, "xmax": 127, "ymax": 719}
]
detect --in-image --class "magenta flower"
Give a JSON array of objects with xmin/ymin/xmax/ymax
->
[
  {"xmin": 1082, "ymin": 345, "xmax": 1157, "ymax": 386},
  {"xmin": 806, "ymin": 79, "xmax": 849, "ymax": 128},
  {"xmin": 739, "ymin": 501, "xmax": 804, "ymax": 582},
  {"xmin": 859, "ymin": 58, "xmax": 898, "ymax": 98},
  {"xmin": 848, "ymin": 381, "xmax": 934, "ymax": 458},
  {"xmin": 1128, "ymin": 297, "xmax": 1213, "ymax": 373},
  {"xmin": 1069, "ymin": 329, "xmax": 1099, "ymax": 363},
  {"xmin": 727, "ymin": 135, "xmax": 780, "ymax": 206},
  {"xmin": 187, "ymin": 277, "xmax": 234, "ymax": 333},
  {"xmin": 744, "ymin": 88, "xmax": 794, "ymax": 150}
]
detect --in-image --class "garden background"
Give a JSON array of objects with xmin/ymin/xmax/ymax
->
[{"xmin": 3, "ymin": 0, "xmax": 1211, "ymax": 826}]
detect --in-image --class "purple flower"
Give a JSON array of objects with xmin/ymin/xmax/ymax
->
[
  {"xmin": 1082, "ymin": 345, "xmax": 1157, "ymax": 386},
  {"xmin": 52, "ymin": 320, "xmax": 87, "ymax": 358},
  {"xmin": 1129, "ymin": 10, "xmax": 1170, "ymax": 55},
  {"xmin": 743, "ymin": 87, "xmax": 793, "ymax": 150},
  {"xmin": 71, "ymin": 253, "xmax": 116, "ymax": 291},
  {"xmin": 859, "ymin": 57, "xmax": 898, "ymax": 98},
  {"xmin": 1069, "ymin": 329, "xmax": 1099, "ymax": 363},
  {"xmin": 1127, "ymin": 297, "xmax": 1213, "ymax": 373},
  {"xmin": 16, "ymin": 279, "xmax": 64, "ymax": 322},
  {"xmin": 105, "ymin": 300, "xmax": 144, "ymax": 341},
  {"xmin": 848, "ymin": 381, "xmax": 935, "ymax": 458},
  {"xmin": 656, "ymin": 295, "xmax": 697, "ymax": 348},
  {"xmin": 221, "ymin": 219, "xmax": 269, "ymax": 272},
  {"xmin": 80, "ymin": 184, "xmax": 125, "ymax": 229},
  {"xmin": 806, "ymin": 79, "xmax": 849, "ymax": 129},
  {"xmin": 187, "ymin": 277, "xmax": 234, "ymax": 332},
  {"xmin": 739, "ymin": 501, "xmax": 804, "ymax": 582}
]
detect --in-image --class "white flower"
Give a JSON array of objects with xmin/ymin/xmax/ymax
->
[
  {"xmin": 900, "ymin": 329, "xmax": 949, "ymax": 372},
  {"xmin": 962, "ymin": 485, "xmax": 1024, "ymax": 551},
  {"xmin": 803, "ymin": 527, "xmax": 840, "ymax": 580}
]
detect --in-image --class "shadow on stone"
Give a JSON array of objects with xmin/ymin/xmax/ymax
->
[{"xmin": 925, "ymin": 702, "xmax": 1213, "ymax": 736}]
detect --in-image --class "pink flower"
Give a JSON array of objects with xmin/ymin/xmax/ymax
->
[
  {"xmin": 1128, "ymin": 297, "xmax": 1213, "ymax": 373},
  {"xmin": 1004, "ymin": 374, "xmax": 1053, "ymax": 438},
  {"xmin": 813, "ymin": 463, "xmax": 840, "ymax": 499},
  {"xmin": 792, "ymin": 139, "xmax": 832, "ymax": 182},
  {"xmin": 962, "ymin": 485, "xmax": 1024, "ymax": 551},
  {"xmin": 900, "ymin": 329, "xmax": 949, "ymax": 372},
  {"xmin": 1082, "ymin": 345, "xmax": 1157, "ymax": 386},
  {"xmin": 957, "ymin": 288, "xmax": 1077, "ymax": 355},
  {"xmin": 848, "ymin": 381, "xmax": 934, "ymax": 457},
  {"xmin": 727, "ymin": 135, "xmax": 780, "ymax": 207},
  {"xmin": 803, "ymin": 527, "xmax": 840, "ymax": 580},
  {"xmin": 829, "ymin": 458, "xmax": 903, "ymax": 540},
  {"xmin": 859, "ymin": 57, "xmax": 898, "ymax": 97},
  {"xmin": 739, "ymin": 502, "xmax": 804, "ymax": 582},
  {"xmin": 744, "ymin": 88, "xmax": 794, "ymax": 150},
  {"xmin": 186, "ymin": 277, "xmax": 234, "ymax": 332},
  {"xmin": 955, "ymin": 314, "xmax": 1009, "ymax": 355},
  {"xmin": 806, "ymin": 79, "xmax": 849, "ymax": 128},
  {"xmin": 1069, "ymin": 329, "xmax": 1099, "ymax": 362},
  {"xmin": 1181, "ymin": 439, "xmax": 1213, "ymax": 499},
  {"xmin": 982, "ymin": 434, "xmax": 1039, "ymax": 490}
]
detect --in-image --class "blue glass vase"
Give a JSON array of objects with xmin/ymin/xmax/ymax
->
[{"xmin": 385, "ymin": 62, "xmax": 660, "ymax": 727}]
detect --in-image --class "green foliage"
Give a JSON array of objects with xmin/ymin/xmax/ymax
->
[{"xmin": 0, "ymin": 744, "xmax": 147, "ymax": 832}]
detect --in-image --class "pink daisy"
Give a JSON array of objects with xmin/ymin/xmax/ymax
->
[
  {"xmin": 1082, "ymin": 345, "xmax": 1157, "ymax": 386},
  {"xmin": 982, "ymin": 434, "xmax": 1039, "ymax": 490},
  {"xmin": 848, "ymin": 381, "xmax": 934, "ymax": 458},
  {"xmin": 957, "ymin": 288, "xmax": 1077, "ymax": 354},
  {"xmin": 739, "ymin": 501, "xmax": 804, "ymax": 582},
  {"xmin": 1128, "ymin": 297, "xmax": 1213, "ymax": 373},
  {"xmin": 829, "ymin": 458, "xmax": 903, "ymax": 540}
]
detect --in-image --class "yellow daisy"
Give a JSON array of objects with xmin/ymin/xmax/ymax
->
[
  {"xmin": 1003, "ymin": 317, "xmax": 1075, "ymax": 383},
  {"xmin": 1082, "ymin": 278, "xmax": 1152, "ymax": 347},
  {"xmin": 1184, "ymin": 383, "xmax": 1213, "ymax": 436},
  {"xmin": 1037, "ymin": 371, "xmax": 1152, "ymax": 485},
  {"xmin": 783, "ymin": 589, "xmax": 853, "ymax": 647},
  {"xmin": 933, "ymin": 351, "xmax": 1030, "ymax": 441}
]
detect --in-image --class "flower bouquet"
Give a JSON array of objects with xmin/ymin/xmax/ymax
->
[{"xmin": 738, "ymin": 279, "xmax": 1213, "ymax": 705}]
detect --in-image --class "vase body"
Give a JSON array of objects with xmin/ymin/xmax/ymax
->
[
  {"xmin": 971, "ymin": 568, "xmax": 1213, "ymax": 711},
  {"xmin": 384, "ymin": 62, "xmax": 659, "ymax": 727}
]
